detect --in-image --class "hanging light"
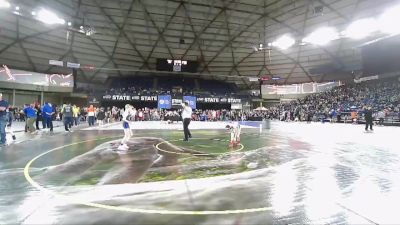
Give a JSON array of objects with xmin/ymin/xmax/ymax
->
[
  {"xmin": 303, "ymin": 27, "xmax": 339, "ymax": 45},
  {"xmin": 378, "ymin": 4, "xmax": 400, "ymax": 35},
  {"xmin": 272, "ymin": 34, "xmax": 295, "ymax": 50},
  {"xmin": 36, "ymin": 8, "xmax": 65, "ymax": 25},
  {"xmin": 344, "ymin": 18, "xmax": 379, "ymax": 39},
  {"xmin": 0, "ymin": 0, "xmax": 10, "ymax": 8}
]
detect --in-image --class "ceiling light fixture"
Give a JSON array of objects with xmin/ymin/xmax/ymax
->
[
  {"xmin": 344, "ymin": 18, "xmax": 379, "ymax": 39},
  {"xmin": 79, "ymin": 25, "xmax": 96, "ymax": 36},
  {"xmin": 303, "ymin": 27, "xmax": 339, "ymax": 45},
  {"xmin": 36, "ymin": 8, "xmax": 65, "ymax": 25},
  {"xmin": 0, "ymin": 0, "xmax": 10, "ymax": 8},
  {"xmin": 378, "ymin": 5, "xmax": 400, "ymax": 35},
  {"xmin": 272, "ymin": 34, "xmax": 295, "ymax": 50}
]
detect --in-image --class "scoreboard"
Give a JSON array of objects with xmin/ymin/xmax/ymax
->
[{"xmin": 156, "ymin": 59, "xmax": 199, "ymax": 73}]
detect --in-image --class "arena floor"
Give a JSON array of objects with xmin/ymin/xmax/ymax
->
[{"xmin": 0, "ymin": 121, "xmax": 399, "ymax": 224}]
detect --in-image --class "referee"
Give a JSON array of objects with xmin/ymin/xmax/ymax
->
[
  {"xmin": 364, "ymin": 106, "xmax": 374, "ymax": 131},
  {"xmin": 181, "ymin": 101, "xmax": 192, "ymax": 141}
]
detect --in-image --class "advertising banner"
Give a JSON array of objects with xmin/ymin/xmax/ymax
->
[
  {"xmin": 0, "ymin": 65, "xmax": 73, "ymax": 87},
  {"xmin": 102, "ymin": 95, "xmax": 157, "ymax": 102},
  {"xmin": 102, "ymin": 94, "xmax": 241, "ymax": 106},
  {"xmin": 172, "ymin": 98, "xmax": 183, "ymax": 106},
  {"xmin": 158, "ymin": 95, "xmax": 171, "ymax": 109},
  {"xmin": 183, "ymin": 96, "xmax": 197, "ymax": 109}
]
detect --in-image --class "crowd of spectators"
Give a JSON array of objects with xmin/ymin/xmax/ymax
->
[
  {"xmin": 263, "ymin": 78, "xmax": 400, "ymax": 123},
  {"xmin": 7, "ymin": 77, "xmax": 400, "ymax": 133},
  {"xmin": 105, "ymin": 86, "xmax": 196, "ymax": 97},
  {"xmin": 101, "ymin": 77, "xmax": 400, "ymax": 124},
  {"xmin": 103, "ymin": 86, "xmax": 239, "ymax": 98},
  {"xmin": 79, "ymin": 107, "xmax": 261, "ymax": 124},
  {"xmin": 103, "ymin": 77, "xmax": 239, "ymax": 98}
]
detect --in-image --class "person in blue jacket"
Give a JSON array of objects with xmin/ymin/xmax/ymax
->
[
  {"xmin": 25, "ymin": 104, "xmax": 37, "ymax": 133},
  {"xmin": 42, "ymin": 102, "xmax": 55, "ymax": 132}
]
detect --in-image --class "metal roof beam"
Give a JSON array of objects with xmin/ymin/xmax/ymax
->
[
  {"xmin": 140, "ymin": 2, "xmax": 183, "ymax": 69},
  {"xmin": 94, "ymin": 0, "xmax": 148, "ymax": 67},
  {"xmin": 285, "ymin": 0, "xmax": 313, "ymax": 84},
  {"xmin": 181, "ymin": 2, "xmax": 211, "ymax": 74},
  {"xmin": 179, "ymin": 1, "xmax": 230, "ymax": 60},
  {"xmin": 138, "ymin": 0, "xmax": 174, "ymax": 59}
]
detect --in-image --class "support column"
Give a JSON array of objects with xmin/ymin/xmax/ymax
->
[
  {"xmin": 12, "ymin": 89, "xmax": 16, "ymax": 106},
  {"xmin": 194, "ymin": 79, "xmax": 200, "ymax": 90},
  {"xmin": 41, "ymin": 91, "xmax": 44, "ymax": 106},
  {"xmin": 153, "ymin": 77, "xmax": 158, "ymax": 90}
]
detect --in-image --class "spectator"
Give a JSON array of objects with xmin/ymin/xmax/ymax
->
[
  {"xmin": 73, "ymin": 105, "xmax": 80, "ymax": 126},
  {"xmin": 0, "ymin": 93, "xmax": 9, "ymax": 146},
  {"xmin": 25, "ymin": 104, "xmax": 38, "ymax": 134},
  {"xmin": 35, "ymin": 104, "xmax": 43, "ymax": 130},
  {"xmin": 42, "ymin": 102, "xmax": 54, "ymax": 132},
  {"xmin": 97, "ymin": 108, "xmax": 105, "ymax": 126},
  {"xmin": 88, "ymin": 105, "xmax": 96, "ymax": 126},
  {"xmin": 378, "ymin": 110, "xmax": 385, "ymax": 125},
  {"xmin": 62, "ymin": 103, "xmax": 73, "ymax": 132},
  {"xmin": 6, "ymin": 107, "xmax": 16, "ymax": 141}
]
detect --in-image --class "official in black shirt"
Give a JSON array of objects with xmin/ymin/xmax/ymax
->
[
  {"xmin": 35, "ymin": 104, "xmax": 43, "ymax": 130},
  {"xmin": 364, "ymin": 106, "xmax": 373, "ymax": 131}
]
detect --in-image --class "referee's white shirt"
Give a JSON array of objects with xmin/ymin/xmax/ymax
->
[{"xmin": 182, "ymin": 106, "xmax": 192, "ymax": 119}]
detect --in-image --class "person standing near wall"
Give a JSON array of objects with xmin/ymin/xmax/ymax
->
[
  {"xmin": 80, "ymin": 107, "xmax": 86, "ymax": 123},
  {"xmin": 42, "ymin": 102, "xmax": 54, "ymax": 133},
  {"xmin": 87, "ymin": 105, "xmax": 96, "ymax": 126},
  {"xmin": 72, "ymin": 105, "xmax": 80, "ymax": 126},
  {"xmin": 0, "ymin": 93, "xmax": 9, "ymax": 146},
  {"xmin": 62, "ymin": 103, "xmax": 73, "ymax": 132},
  {"xmin": 378, "ymin": 109, "xmax": 385, "ymax": 126},
  {"xmin": 6, "ymin": 107, "xmax": 16, "ymax": 141},
  {"xmin": 351, "ymin": 110, "xmax": 358, "ymax": 124},
  {"xmin": 97, "ymin": 107, "xmax": 105, "ymax": 126},
  {"xmin": 23, "ymin": 104, "xmax": 29, "ymax": 133},
  {"xmin": 26, "ymin": 104, "xmax": 38, "ymax": 134},
  {"xmin": 35, "ymin": 104, "xmax": 43, "ymax": 130},
  {"xmin": 59, "ymin": 104, "xmax": 65, "ymax": 121}
]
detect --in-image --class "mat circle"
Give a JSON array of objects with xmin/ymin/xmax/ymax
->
[{"xmin": 24, "ymin": 137, "xmax": 275, "ymax": 215}]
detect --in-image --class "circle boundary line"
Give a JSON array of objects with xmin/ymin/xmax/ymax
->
[{"xmin": 23, "ymin": 136, "xmax": 275, "ymax": 215}]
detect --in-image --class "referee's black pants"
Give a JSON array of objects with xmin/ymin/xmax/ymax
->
[
  {"xmin": 183, "ymin": 118, "xmax": 191, "ymax": 141},
  {"xmin": 365, "ymin": 119, "xmax": 373, "ymax": 131}
]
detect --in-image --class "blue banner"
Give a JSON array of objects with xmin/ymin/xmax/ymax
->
[
  {"xmin": 183, "ymin": 96, "xmax": 197, "ymax": 109},
  {"xmin": 158, "ymin": 95, "xmax": 172, "ymax": 109}
]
